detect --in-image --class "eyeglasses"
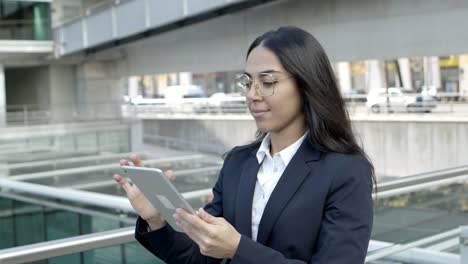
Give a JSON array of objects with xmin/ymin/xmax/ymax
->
[{"xmin": 235, "ymin": 72, "xmax": 293, "ymax": 97}]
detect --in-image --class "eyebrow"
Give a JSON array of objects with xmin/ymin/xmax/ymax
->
[{"xmin": 243, "ymin": 70, "xmax": 283, "ymax": 77}]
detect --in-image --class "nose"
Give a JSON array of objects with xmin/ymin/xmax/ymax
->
[{"xmin": 246, "ymin": 82, "xmax": 262, "ymax": 101}]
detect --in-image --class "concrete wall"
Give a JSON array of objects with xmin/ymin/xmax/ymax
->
[
  {"xmin": 353, "ymin": 118, "xmax": 468, "ymax": 177},
  {"xmin": 142, "ymin": 116, "xmax": 468, "ymax": 178},
  {"xmin": 143, "ymin": 116, "xmax": 258, "ymax": 153},
  {"xmin": 102, "ymin": 0, "xmax": 468, "ymax": 76}
]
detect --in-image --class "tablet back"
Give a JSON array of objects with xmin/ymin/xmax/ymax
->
[{"xmin": 121, "ymin": 165, "xmax": 196, "ymax": 232}]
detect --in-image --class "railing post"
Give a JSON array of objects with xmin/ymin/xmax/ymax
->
[{"xmin": 461, "ymin": 226, "xmax": 468, "ymax": 264}]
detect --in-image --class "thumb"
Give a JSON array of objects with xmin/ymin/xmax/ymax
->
[
  {"xmin": 198, "ymin": 208, "xmax": 217, "ymax": 224},
  {"xmin": 164, "ymin": 170, "xmax": 174, "ymax": 182}
]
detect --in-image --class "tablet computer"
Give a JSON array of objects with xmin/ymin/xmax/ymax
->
[{"xmin": 120, "ymin": 165, "xmax": 196, "ymax": 232}]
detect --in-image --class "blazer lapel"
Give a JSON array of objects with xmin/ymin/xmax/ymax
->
[
  {"xmin": 234, "ymin": 150, "xmax": 259, "ymax": 238},
  {"xmin": 256, "ymin": 140, "xmax": 320, "ymax": 245}
]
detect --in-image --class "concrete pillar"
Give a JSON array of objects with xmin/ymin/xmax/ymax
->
[
  {"xmin": 128, "ymin": 77, "xmax": 139, "ymax": 98},
  {"xmin": 179, "ymin": 72, "xmax": 192, "ymax": 86},
  {"xmin": 130, "ymin": 120, "xmax": 143, "ymax": 152},
  {"xmin": 75, "ymin": 61, "xmax": 125, "ymax": 119},
  {"xmin": 49, "ymin": 65, "xmax": 76, "ymax": 122},
  {"xmin": 156, "ymin": 74, "xmax": 169, "ymax": 96},
  {"xmin": 423, "ymin": 56, "xmax": 442, "ymax": 89},
  {"xmin": 0, "ymin": 64, "xmax": 5, "ymax": 127},
  {"xmin": 398, "ymin": 58, "xmax": 412, "ymax": 89},
  {"xmin": 365, "ymin": 60, "xmax": 386, "ymax": 90},
  {"xmin": 337, "ymin": 62, "xmax": 352, "ymax": 92},
  {"xmin": 459, "ymin": 55, "xmax": 468, "ymax": 99}
]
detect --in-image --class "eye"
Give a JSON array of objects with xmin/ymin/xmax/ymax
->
[{"xmin": 262, "ymin": 81, "xmax": 276, "ymax": 89}]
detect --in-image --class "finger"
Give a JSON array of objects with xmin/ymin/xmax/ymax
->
[
  {"xmin": 205, "ymin": 192, "xmax": 214, "ymax": 203},
  {"xmin": 130, "ymin": 153, "xmax": 144, "ymax": 167},
  {"xmin": 164, "ymin": 170, "xmax": 174, "ymax": 181},
  {"xmin": 174, "ymin": 213, "xmax": 204, "ymax": 243},
  {"xmin": 176, "ymin": 208, "xmax": 213, "ymax": 235},
  {"xmin": 119, "ymin": 159, "xmax": 130, "ymax": 166},
  {"xmin": 113, "ymin": 174, "xmax": 134, "ymax": 193},
  {"xmin": 198, "ymin": 208, "xmax": 217, "ymax": 224}
]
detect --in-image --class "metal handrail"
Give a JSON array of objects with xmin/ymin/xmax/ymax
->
[
  {"xmin": 372, "ymin": 164, "xmax": 468, "ymax": 199},
  {"xmin": 69, "ymin": 166, "xmax": 222, "ymax": 190},
  {"xmin": 9, "ymin": 154, "xmax": 208, "ymax": 181},
  {"xmin": 366, "ymin": 228, "xmax": 461, "ymax": 263},
  {"xmin": 377, "ymin": 164, "xmax": 468, "ymax": 192},
  {"xmin": 0, "ymin": 227, "xmax": 134, "ymax": 264},
  {"xmin": 374, "ymin": 174, "xmax": 468, "ymax": 199},
  {"xmin": 0, "ymin": 192, "xmax": 136, "ymax": 225},
  {"xmin": 0, "ymin": 166, "xmax": 466, "ymax": 263},
  {"xmin": 2, "ymin": 152, "xmax": 138, "ymax": 170},
  {"xmin": 0, "ymin": 178, "xmax": 212, "ymax": 214}
]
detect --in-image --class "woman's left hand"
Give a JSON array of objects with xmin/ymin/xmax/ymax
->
[{"xmin": 174, "ymin": 208, "xmax": 241, "ymax": 259}]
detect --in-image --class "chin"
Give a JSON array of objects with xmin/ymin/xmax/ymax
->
[{"xmin": 254, "ymin": 121, "xmax": 273, "ymax": 133}]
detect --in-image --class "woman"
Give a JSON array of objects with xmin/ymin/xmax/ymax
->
[{"xmin": 114, "ymin": 26, "xmax": 375, "ymax": 264}]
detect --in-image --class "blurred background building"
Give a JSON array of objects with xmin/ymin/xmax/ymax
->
[{"xmin": 0, "ymin": 0, "xmax": 467, "ymax": 263}]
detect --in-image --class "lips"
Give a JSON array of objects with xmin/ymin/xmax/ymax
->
[{"xmin": 251, "ymin": 109, "xmax": 270, "ymax": 118}]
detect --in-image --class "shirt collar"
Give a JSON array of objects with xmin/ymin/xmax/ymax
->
[{"xmin": 256, "ymin": 132, "xmax": 308, "ymax": 166}]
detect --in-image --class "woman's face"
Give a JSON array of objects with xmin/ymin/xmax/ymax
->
[{"xmin": 244, "ymin": 45, "xmax": 305, "ymax": 135}]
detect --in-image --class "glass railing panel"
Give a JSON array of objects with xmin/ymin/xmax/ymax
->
[
  {"xmin": 370, "ymin": 182, "xmax": 467, "ymax": 256},
  {"xmin": 0, "ymin": 196, "xmax": 135, "ymax": 247},
  {"xmin": 48, "ymin": 253, "xmax": 81, "ymax": 264},
  {"xmin": 1, "ymin": 132, "xmax": 130, "ymax": 169},
  {"xmin": 51, "ymin": 241, "xmax": 167, "ymax": 264},
  {"xmin": 46, "ymin": 210, "xmax": 81, "ymax": 264},
  {"xmin": 123, "ymin": 241, "xmax": 165, "ymax": 264},
  {"xmin": 13, "ymin": 200, "xmax": 46, "ymax": 246},
  {"xmin": 0, "ymin": 198, "xmax": 14, "ymax": 249},
  {"xmin": 81, "ymin": 215, "xmax": 123, "ymax": 264}
]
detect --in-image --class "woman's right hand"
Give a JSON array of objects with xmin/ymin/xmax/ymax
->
[{"xmin": 113, "ymin": 153, "xmax": 173, "ymax": 231}]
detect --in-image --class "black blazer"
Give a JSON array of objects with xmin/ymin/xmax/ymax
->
[{"xmin": 135, "ymin": 139, "xmax": 374, "ymax": 264}]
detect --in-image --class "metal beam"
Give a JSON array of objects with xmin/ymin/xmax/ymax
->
[{"xmin": 0, "ymin": 227, "xmax": 134, "ymax": 264}]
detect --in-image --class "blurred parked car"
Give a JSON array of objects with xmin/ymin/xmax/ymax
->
[
  {"xmin": 343, "ymin": 89, "xmax": 367, "ymax": 102},
  {"xmin": 163, "ymin": 85, "xmax": 206, "ymax": 99},
  {"xmin": 418, "ymin": 85, "xmax": 441, "ymax": 101},
  {"xmin": 366, "ymin": 87, "xmax": 436, "ymax": 113},
  {"xmin": 195, "ymin": 93, "xmax": 247, "ymax": 114}
]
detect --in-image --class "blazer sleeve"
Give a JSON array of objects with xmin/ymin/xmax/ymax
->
[
  {"xmin": 134, "ymin": 153, "xmax": 229, "ymax": 264},
  {"xmin": 230, "ymin": 155, "xmax": 374, "ymax": 264},
  {"xmin": 309, "ymin": 155, "xmax": 373, "ymax": 263}
]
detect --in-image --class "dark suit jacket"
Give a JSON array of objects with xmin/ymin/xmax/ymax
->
[{"xmin": 135, "ymin": 139, "xmax": 374, "ymax": 264}]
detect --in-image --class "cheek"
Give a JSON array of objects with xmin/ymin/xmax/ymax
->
[{"xmin": 270, "ymin": 92, "xmax": 303, "ymax": 116}]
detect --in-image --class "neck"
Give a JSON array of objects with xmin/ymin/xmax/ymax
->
[{"xmin": 269, "ymin": 124, "xmax": 306, "ymax": 156}]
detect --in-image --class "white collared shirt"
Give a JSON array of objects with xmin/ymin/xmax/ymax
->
[{"xmin": 252, "ymin": 132, "xmax": 308, "ymax": 241}]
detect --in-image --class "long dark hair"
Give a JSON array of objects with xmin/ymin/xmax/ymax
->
[{"xmin": 246, "ymin": 26, "xmax": 376, "ymax": 191}]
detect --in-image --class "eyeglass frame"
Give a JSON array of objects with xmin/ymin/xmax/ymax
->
[{"xmin": 236, "ymin": 71, "xmax": 293, "ymax": 97}]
